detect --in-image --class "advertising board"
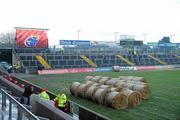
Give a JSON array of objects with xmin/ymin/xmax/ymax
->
[{"xmin": 16, "ymin": 28, "xmax": 48, "ymax": 48}]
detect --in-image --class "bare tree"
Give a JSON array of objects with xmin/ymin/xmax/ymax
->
[{"xmin": 0, "ymin": 31, "xmax": 15, "ymax": 48}]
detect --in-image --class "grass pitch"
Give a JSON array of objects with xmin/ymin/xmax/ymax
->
[{"xmin": 18, "ymin": 70, "xmax": 180, "ymax": 120}]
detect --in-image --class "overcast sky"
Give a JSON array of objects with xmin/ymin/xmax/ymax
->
[{"xmin": 0, "ymin": 0, "xmax": 180, "ymax": 45}]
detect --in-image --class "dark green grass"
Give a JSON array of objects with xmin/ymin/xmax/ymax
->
[{"xmin": 18, "ymin": 70, "xmax": 180, "ymax": 120}]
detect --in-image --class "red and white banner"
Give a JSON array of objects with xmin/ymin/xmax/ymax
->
[
  {"xmin": 37, "ymin": 65, "xmax": 174, "ymax": 75},
  {"xmin": 16, "ymin": 28, "xmax": 48, "ymax": 48},
  {"xmin": 38, "ymin": 68, "xmax": 95, "ymax": 75},
  {"xmin": 136, "ymin": 66, "xmax": 160, "ymax": 71}
]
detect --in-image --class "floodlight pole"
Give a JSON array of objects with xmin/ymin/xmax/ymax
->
[
  {"xmin": 170, "ymin": 34, "xmax": 175, "ymax": 54},
  {"xmin": 77, "ymin": 30, "xmax": 81, "ymax": 40},
  {"xmin": 142, "ymin": 33, "xmax": 147, "ymax": 44},
  {"xmin": 169, "ymin": 34, "xmax": 175, "ymax": 43},
  {"xmin": 114, "ymin": 32, "xmax": 119, "ymax": 43}
]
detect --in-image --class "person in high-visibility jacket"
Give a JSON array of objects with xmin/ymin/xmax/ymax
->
[
  {"xmin": 39, "ymin": 88, "xmax": 50, "ymax": 100},
  {"xmin": 54, "ymin": 93, "xmax": 67, "ymax": 111},
  {"xmin": 12, "ymin": 62, "xmax": 21, "ymax": 72}
]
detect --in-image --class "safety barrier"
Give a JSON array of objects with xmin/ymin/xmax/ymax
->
[{"xmin": 0, "ymin": 88, "xmax": 40, "ymax": 120}]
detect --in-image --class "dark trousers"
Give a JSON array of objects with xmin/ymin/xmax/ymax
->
[
  {"xmin": 21, "ymin": 97, "xmax": 29, "ymax": 105},
  {"xmin": 57, "ymin": 106, "xmax": 65, "ymax": 112}
]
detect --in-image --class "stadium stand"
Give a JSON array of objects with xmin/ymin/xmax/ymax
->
[
  {"xmin": 15, "ymin": 46, "xmax": 180, "ymax": 72},
  {"xmin": 0, "ymin": 41, "xmax": 171, "ymax": 73}
]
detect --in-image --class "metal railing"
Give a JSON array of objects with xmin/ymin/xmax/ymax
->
[
  {"xmin": 68, "ymin": 99, "xmax": 110, "ymax": 120},
  {"xmin": 0, "ymin": 88, "xmax": 40, "ymax": 120}
]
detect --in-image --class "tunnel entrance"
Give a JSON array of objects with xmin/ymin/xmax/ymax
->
[{"xmin": 0, "ymin": 49, "xmax": 12, "ymax": 64}]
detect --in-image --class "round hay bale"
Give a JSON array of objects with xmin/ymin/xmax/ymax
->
[
  {"xmin": 119, "ymin": 76, "xmax": 133, "ymax": 80},
  {"xmin": 83, "ymin": 82, "xmax": 96, "ymax": 96},
  {"xmin": 105, "ymin": 78, "xmax": 119, "ymax": 86},
  {"xmin": 115, "ymin": 81, "xmax": 126, "ymax": 87},
  {"xmin": 119, "ymin": 76, "xmax": 147, "ymax": 83},
  {"xmin": 122, "ymin": 83, "xmax": 135, "ymax": 89},
  {"xmin": 98, "ymin": 78, "xmax": 109, "ymax": 84},
  {"xmin": 111, "ymin": 78, "xmax": 121, "ymax": 81},
  {"xmin": 97, "ymin": 77, "xmax": 111, "ymax": 84},
  {"xmin": 120, "ymin": 88, "xmax": 141, "ymax": 108},
  {"xmin": 126, "ymin": 81, "xmax": 147, "ymax": 85},
  {"xmin": 117, "ymin": 82, "xmax": 136, "ymax": 89},
  {"xmin": 133, "ymin": 84, "xmax": 150, "ymax": 99},
  {"xmin": 85, "ymin": 81, "xmax": 94, "ymax": 85},
  {"xmin": 104, "ymin": 91, "xmax": 128, "ymax": 109},
  {"xmin": 112, "ymin": 66, "xmax": 120, "ymax": 72},
  {"xmin": 126, "ymin": 76, "xmax": 135, "ymax": 80},
  {"xmin": 93, "ymin": 88, "xmax": 108, "ymax": 104},
  {"xmin": 117, "ymin": 79, "xmax": 127, "ymax": 82},
  {"xmin": 85, "ymin": 76, "xmax": 94, "ymax": 82},
  {"xmin": 90, "ymin": 76, "xmax": 102, "ymax": 82},
  {"xmin": 76, "ymin": 84, "xmax": 87, "ymax": 98},
  {"xmin": 91, "ymin": 82, "xmax": 99, "ymax": 86},
  {"xmin": 70, "ymin": 82, "xmax": 81, "ymax": 96},
  {"xmin": 107, "ymin": 87, "xmax": 123, "ymax": 92},
  {"xmin": 132, "ymin": 77, "xmax": 147, "ymax": 83},
  {"xmin": 98, "ymin": 85, "xmax": 110, "ymax": 89},
  {"xmin": 85, "ymin": 85, "xmax": 98, "ymax": 100}
]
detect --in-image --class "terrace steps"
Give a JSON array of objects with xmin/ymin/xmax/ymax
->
[
  {"xmin": 116, "ymin": 54, "xmax": 134, "ymax": 66},
  {"xmin": 148, "ymin": 54, "xmax": 167, "ymax": 65},
  {"xmin": 80, "ymin": 55, "xmax": 97, "ymax": 67},
  {"xmin": 36, "ymin": 55, "xmax": 51, "ymax": 69}
]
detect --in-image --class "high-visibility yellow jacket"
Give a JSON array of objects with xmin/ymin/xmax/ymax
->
[
  {"xmin": 54, "ymin": 93, "xmax": 67, "ymax": 107},
  {"xmin": 13, "ymin": 64, "xmax": 21, "ymax": 69},
  {"xmin": 39, "ymin": 91, "xmax": 50, "ymax": 100}
]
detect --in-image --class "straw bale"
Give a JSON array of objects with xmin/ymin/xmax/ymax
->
[
  {"xmin": 92, "ymin": 82, "xmax": 100, "ymax": 87},
  {"xmin": 98, "ymin": 85, "xmax": 110, "ymax": 89},
  {"xmin": 76, "ymin": 84, "xmax": 87, "ymax": 98},
  {"xmin": 119, "ymin": 76, "xmax": 147, "ymax": 83},
  {"xmin": 70, "ymin": 82, "xmax": 81, "ymax": 96},
  {"xmin": 126, "ymin": 81, "xmax": 147, "ymax": 85},
  {"xmin": 85, "ymin": 81, "xmax": 94, "ymax": 85},
  {"xmin": 85, "ymin": 76, "xmax": 94, "ymax": 82},
  {"xmin": 98, "ymin": 78, "xmax": 109, "ymax": 85},
  {"xmin": 133, "ymin": 84, "xmax": 150, "ymax": 99},
  {"xmin": 115, "ymin": 81, "xmax": 150, "ymax": 99},
  {"xmin": 122, "ymin": 83, "xmax": 135, "ymax": 89},
  {"xmin": 112, "ymin": 66, "xmax": 120, "ymax": 72},
  {"xmin": 85, "ymin": 85, "xmax": 98, "ymax": 100},
  {"xmin": 90, "ymin": 76, "xmax": 102, "ymax": 82},
  {"xmin": 132, "ymin": 77, "xmax": 147, "ymax": 83},
  {"xmin": 83, "ymin": 82, "xmax": 97, "ymax": 97},
  {"xmin": 105, "ymin": 78, "xmax": 119, "ymax": 86},
  {"xmin": 119, "ymin": 76, "xmax": 134, "ymax": 80},
  {"xmin": 107, "ymin": 87, "xmax": 123, "ymax": 92},
  {"xmin": 104, "ymin": 91, "xmax": 128, "ymax": 109},
  {"xmin": 93, "ymin": 88, "xmax": 108, "ymax": 104},
  {"xmin": 98, "ymin": 77, "xmax": 111, "ymax": 84},
  {"xmin": 120, "ymin": 88, "xmax": 141, "ymax": 108},
  {"xmin": 115, "ymin": 81, "xmax": 126, "ymax": 87}
]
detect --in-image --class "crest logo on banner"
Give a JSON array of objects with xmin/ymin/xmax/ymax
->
[{"xmin": 25, "ymin": 35, "xmax": 39, "ymax": 47}]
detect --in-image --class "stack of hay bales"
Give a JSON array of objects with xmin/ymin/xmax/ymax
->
[
  {"xmin": 115, "ymin": 76, "xmax": 150, "ymax": 99},
  {"xmin": 69, "ymin": 75, "xmax": 150, "ymax": 109}
]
